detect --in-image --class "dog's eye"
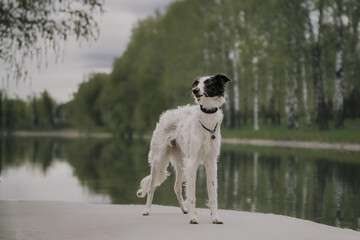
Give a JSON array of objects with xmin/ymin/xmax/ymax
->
[
  {"xmin": 193, "ymin": 80, "xmax": 199, "ymax": 87},
  {"xmin": 204, "ymin": 80, "xmax": 210, "ymax": 85}
]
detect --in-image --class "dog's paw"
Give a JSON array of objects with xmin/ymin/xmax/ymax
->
[
  {"xmin": 189, "ymin": 218, "xmax": 199, "ymax": 224},
  {"xmin": 212, "ymin": 218, "xmax": 223, "ymax": 224},
  {"xmin": 142, "ymin": 208, "xmax": 150, "ymax": 216},
  {"xmin": 181, "ymin": 207, "xmax": 189, "ymax": 214}
]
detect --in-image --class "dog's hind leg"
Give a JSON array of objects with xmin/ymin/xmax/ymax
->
[
  {"xmin": 142, "ymin": 150, "xmax": 170, "ymax": 216},
  {"xmin": 142, "ymin": 166, "xmax": 156, "ymax": 216},
  {"xmin": 171, "ymin": 148, "xmax": 188, "ymax": 214}
]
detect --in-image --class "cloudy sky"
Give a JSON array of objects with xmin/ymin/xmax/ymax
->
[{"xmin": 4, "ymin": 0, "xmax": 175, "ymax": 103}]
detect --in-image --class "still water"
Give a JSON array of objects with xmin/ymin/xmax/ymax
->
[{"xmin": 0, "ymin": 137, "xmax": 359, "ymax": 231}]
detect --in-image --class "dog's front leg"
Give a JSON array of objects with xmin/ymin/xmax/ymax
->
[
  {"xmin": 205, "ymin": 159, "xmax": 223, "ymax": 224},
  {"xmin": 186, "ymin": 159, "xmax": 199, "ymax": 224}
]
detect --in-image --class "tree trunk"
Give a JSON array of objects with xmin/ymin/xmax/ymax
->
[
  {"xmin": 348, "ymin": 2, "xmax": 360, "ymax": 118},
  {"xmin": 217, "ymin": 0, "xmax": 232, "ymax": 128},
  {"xmin": 285, "ymin": 70, "xmax": 291, "ymax": 127},
  {"xmin": 307, "ymin": 0, "xmax": 328, "ymax": 130},
  {"xmin": 285, "ymin": 67, "xmax": 299, "ymax": 129},
  {"xmin": 267, "ymin": 73, "xmax": 274, "ymax": 125},
  {"xmin": 203, "ymin": 32, "xmax": 210, "ymax": 73},
  {"xmin": 312, "ymin": 43, "xmax": 328, "ymax": 130},
  {"xmin": 292, "ymin": 65, "xmax": 299, "ymax": 128},
  {"xmin": 33, "ymin": 98, "xmax": 39, "ymax": 128},
  {"xmin": 230, "ymin": 42, "xmax": 241, "ymax": 129},
  {"xmin": 301, "ymin": 59, "xmax": 311, "ymax": 127},
  {"xmin": 275, "ymin": 84, "xmax": 281, "ymax": 125},
  {"xmin": 243, "ymin": 68, "xmax": 248, "ymax": 125},
  {"xmin": 333, "ymin": 0, "xmax": 344, "ymax": 129},
  {"xmin": 253, "ymin": 57, "xmax": 259, "ymax": 131}
]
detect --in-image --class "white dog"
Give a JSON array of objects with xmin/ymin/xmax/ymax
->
[{"xmin": 136, "ymin": 73, "xmax": 231, "ymax": 224}]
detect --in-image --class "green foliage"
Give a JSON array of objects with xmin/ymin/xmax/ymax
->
[
  {"xmin": 70, "ymin": 73, "xmax": 108, "ymax": 131},
  {"xmin": 3, "ymin": 0, "xmax": 360, "ymax": 136},
  {"xmin": 0, "ymin": 0, "xmax": 104, "ymax": 82},
  {"xmin": 222, "ymin": 118, "xmax": 360, "ymax": 144},
  {"xmin": 0, "ymin": 90, "xmax": 62, "ymax": 131},
  {"xmin": 67, "ymin": 0, "xmax": 360, "ymax": 136},
  {"xmin": 37, "ymin": 91, "xmax": 55, "ymax": 129}
]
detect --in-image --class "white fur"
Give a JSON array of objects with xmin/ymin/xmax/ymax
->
[{"xmin": 137, "ymin": 76, "xmax": 225, "ymax": 224}]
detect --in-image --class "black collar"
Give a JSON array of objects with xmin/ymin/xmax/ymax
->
[
  {"xmin": 200, "ymin": 121, "xmax": 218, "ymax": 133},
  {"xmin": 200, "ymin": 105, "xmax": 218, "ymax": 114}
]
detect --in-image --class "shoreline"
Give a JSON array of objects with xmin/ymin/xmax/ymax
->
[
  {"xmin": 1, "ymin": 201, "xmax": 359, "ymax": 240},
  {"xmin": 2, "ymin": 130, "xmax": 360, "ymax": 151},
  {"xmin": 222, "ymin": 138, "xmax": 360, "ymax": 151}
]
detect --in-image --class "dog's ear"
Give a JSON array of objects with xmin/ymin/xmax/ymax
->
[{"xmin": 213, "ymin": 73, "xmax": 231, "ymax": 83}]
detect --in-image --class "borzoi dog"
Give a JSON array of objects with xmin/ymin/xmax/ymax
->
[{"xmin": 136, "ymin": 73, "xmax": 231, "ymax": 224}]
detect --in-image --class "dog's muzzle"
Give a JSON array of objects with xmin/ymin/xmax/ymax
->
[
  {"xmin": 192, "ymin": 88, "xmax": 199, "ymax": 94},
  {"xmin": 192, "ymin": 88, "xmax": 202, "ymax": 98}
]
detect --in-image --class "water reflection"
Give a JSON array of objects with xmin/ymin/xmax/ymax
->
[
  {"xmin": 0, "ymin": 137, "xmax": 359, "ymax": 231},
  {"xmin": 219, "ymin": 150, "xmax": 360, "ymax": 231}
]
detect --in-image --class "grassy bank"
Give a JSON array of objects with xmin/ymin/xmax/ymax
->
[
  {"xmin": 3, "ymin": 118, "xmax": 360, "ymax": 145},
  {"xmin": 222, "ymin": 118, "xmax": 360, "ymax": 144}
]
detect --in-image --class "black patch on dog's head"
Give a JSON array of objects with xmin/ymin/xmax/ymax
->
[
  {"xmin": 204, "ymin": 73, "xmax": 231, "ymax": 97},
  {"xmin": 192, "ymin": 77, "xmax": 200, "ymax": 88},
  {"xmin": 192, "ymin": 77, "xmax": 202, "ymax": 99}
]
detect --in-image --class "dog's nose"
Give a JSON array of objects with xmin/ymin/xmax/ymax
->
[{"xmin": 192, "ymin": 88, "xmax": 199, "ymax": 95}]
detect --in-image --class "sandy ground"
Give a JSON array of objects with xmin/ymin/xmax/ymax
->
[{"xmin": 0, "ymin": 201, "xmax": 359, "ymax": 240}]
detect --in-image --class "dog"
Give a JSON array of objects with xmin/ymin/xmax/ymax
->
[{"xmin": 136, "ymin": 73, "xmax": 231, "ymax": 224}]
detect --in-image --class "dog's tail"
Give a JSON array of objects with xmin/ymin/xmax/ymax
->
[
  {"xmin": 136, "ymin": 175, "xmax": 152, "ymax": 198},
  {"xmin": 136, "ymin": 166, "xmax": 170, "ymax": 198}
]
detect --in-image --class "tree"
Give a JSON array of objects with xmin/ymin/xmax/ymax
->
[
  {"xmin": 345, "ymin": 0, "xmax": 360, "ymax": 119},
  {"xmin": 252, "ymin": 57, "xmax": 260, "ymax": 131},
  {"xmin": 0, "ymin": 93, "xmax": 31, "ymax": 130},
  {"xmin": 37, "ymin": 90, "xmax": 55, "ymax": 129},
  {"xmin": 31, "ymin": 96, "xmax": 39, "ymax": 128},
  {"xmin": 0, "ymin": 0, "xmax": 103, "ymax": 82},
  {"xmin": 333, "ymin": 0, "xmax": 345, "ymax": 129},
  {"xmin": 71, "ymin": 73, "xmax": 108, "ymax": 131},
  {"xmin": 64, "ymin": 0, "xmax": 360, "ymax": 135},
  {"xmin": 304, "ymin": 0, "xmax": 329, "ymax": 130}
]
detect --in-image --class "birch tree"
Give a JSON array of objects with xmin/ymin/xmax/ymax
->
[
  {"xmin": 304, "ymin": 0, "xmax": 329, "ymax": 130},
  {"xmin": 301, "ymin": 56, "xmax": 312, "ymax": 127},
  {"xmin": 346, "ymin": 0, "xmax": 360, "ymax": 118},
  {"xmin": 285, "ymin": 65, "xmax": 300, "ymax": 129},
  {"xmin": 252, "ymin": 56, "xmax": 259, "ymax": 131},
  {"xmin": 215, "ymin": 0, "xmax": 233, "ymax": 128},
  {"xmin": 333, "ymin": 0, "xmax": 345, "ymax": 129},
  {"xmin": 229, "ymin": 42, "xmax": 241, "ymax": 129}
]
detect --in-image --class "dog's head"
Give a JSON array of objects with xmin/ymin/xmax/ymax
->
[{"xmin": 192, "ymin": 73, "xmax": 231, "ymax": 108}]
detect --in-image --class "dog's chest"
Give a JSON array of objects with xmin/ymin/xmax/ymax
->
[
  {"xmin": 166, "ymin": 105, "xmax": 222, "ymax": 158},
  {"xmin": 187, "ymin": 122, "xmax": 220, "ymax": 162}
]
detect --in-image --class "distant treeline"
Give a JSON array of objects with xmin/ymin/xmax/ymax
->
[
  {"xmin": 2, "ymin": 0, "xmax": 360, "ymax": 135},
  {"xmin": 0, "ymin": 91, "xmax": 70, "ymax": 131}
]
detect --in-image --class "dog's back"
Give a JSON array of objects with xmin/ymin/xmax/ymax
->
[
  {"xmin": 137, "ymin": 105, "xmax": 194, "ymax": 198},
  {"xmin": 149, "ymin": 105, "xmax": 195, "ymax": 159}
]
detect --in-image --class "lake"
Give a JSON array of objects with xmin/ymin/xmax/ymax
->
[{"xmin": 0, "ymin": 137, "xmax": 359, "ymax": 231}]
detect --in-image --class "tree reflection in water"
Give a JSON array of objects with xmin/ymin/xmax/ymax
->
[{"xmin": 0, "ymin": 137, "xmax": 359, "ymax": 231}]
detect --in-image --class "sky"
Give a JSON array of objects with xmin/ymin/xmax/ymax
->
[{"xmin": 4, "ymin": 0, "xmax": 175, "ymax": 103}]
